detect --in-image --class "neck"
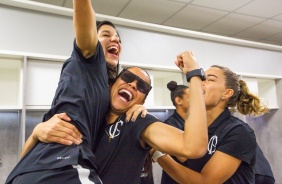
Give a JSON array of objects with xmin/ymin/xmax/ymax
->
[
  {"xmin": 206, "ymin": 106, "xmax": 225, "ymax": 126},
  {"xmin": 175, "ymin": 107, "xmax": 187, "ymax": 121},
  {"xmin": 106, "ymin": 111, "xmax": 121, "ymax": 125}
]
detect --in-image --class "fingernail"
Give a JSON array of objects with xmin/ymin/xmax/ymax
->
[
  {"xmin": 141, "ymin": 114, "xmax": 145, "ymax": 118},
  {"xmin": 125, "ymin": 119, "xmax": 129, "ymax": 123},
  {"xmin": 131, "ymin": 118, "xmax": 135, "ymax": 122}
]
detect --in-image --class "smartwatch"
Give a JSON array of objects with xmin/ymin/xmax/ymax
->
[{"xmin": 186, "ymin": 68, "xmax": 206, "ymax": 82}]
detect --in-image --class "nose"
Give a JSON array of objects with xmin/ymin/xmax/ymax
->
[
  {"xmin": 111, "ymin": 35, "xmax": 120, "ymax": 43},
  {"xmin": 128, "ymin": 80, "xmax": 138, "ymax": 91}
]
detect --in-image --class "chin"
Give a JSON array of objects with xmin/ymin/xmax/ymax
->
[{"xmin": 106, "ymin": 58, "xmax": 118, "ymax": 67}]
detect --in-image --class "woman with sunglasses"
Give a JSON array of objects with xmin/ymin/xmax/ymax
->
[
  {"xmin": 18, "ymin": 51, "xmax": 209, "ymax": 183},
  {"xmin": 6, "ymin": 1, "xmax": 147, "ymax": 183}
]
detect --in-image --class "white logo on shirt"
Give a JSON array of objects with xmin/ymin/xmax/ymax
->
[
  {"xmin": 57, "ymin": 156, "xmax": 70, "ymax": 160},
  {"xmin": 207, "ymin": 135, "xmax": 218, "ymax": 155},
  {"xmin": 108, "ymin": 120, "xmax": 124, "ymax": 140}
]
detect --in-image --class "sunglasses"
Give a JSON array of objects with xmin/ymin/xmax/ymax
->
[{"xmin": 117, "ymin": 68, "xmax": 152, "ymax": 95}]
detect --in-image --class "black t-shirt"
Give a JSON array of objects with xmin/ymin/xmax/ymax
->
[
  {"xmin": 161, "ymin": 111, "xmax": 187, "ymax": 184},
  {"xmin": 95, "ymin": 114, "xmax": 160, "ymax": 184},
  {"xmin": 253, "ymin": 144, "xmax": 275, "ymax": 181},
  {"xmin": 186, "ymin": 109, "xmax": 256, "ymax": 184},
  {"xmin": 6, "ymin": 41, "xmax": 109, "ymax": 183}
]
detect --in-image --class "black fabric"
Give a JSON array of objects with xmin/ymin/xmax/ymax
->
[
  {"xmin": 253, "ymin": 145, "xmax": 275, "ymax": 184},
  {"xmin": 161, "ymin": 111, "xmax": 187, "ymax": 184},
  {"xmin": 95, "ymin": 114, "xmax": 160, "ymax": 184},
  {"xmin": 255, "ymin": 175, "xmax": 275, "ymax": 184},
  {"xmin": 185, "ymin": 109, "xmax": 256, "ymax": 184},
  {"xmin": 6, "ymin": 41, "xmax": 109, "ymax": 184},
  {"xmin": 12, "ymin": 165, "xmax": 102, "ymax": 184}
]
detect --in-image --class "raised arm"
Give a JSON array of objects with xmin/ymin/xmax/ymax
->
[
  {"xmin": 141, "ymin": 51, "xmax": 208, "ymax": 158},
  {"xmin": 73, "ymin": 0, "xmax": 98, "ymax": 58}
]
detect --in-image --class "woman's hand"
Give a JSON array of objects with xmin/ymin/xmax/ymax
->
[
  {"xmin": 125, "ymin": 104, "xmax": 148, "ymax": 122},
  {"xmin": 175, "ymin": 51, "xmax": 199, "ymax": 74},
  {"xmin": 32, "ymin": 113, "xmax": 82, "ymax": 145}
]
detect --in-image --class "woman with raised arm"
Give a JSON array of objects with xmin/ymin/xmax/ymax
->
[
  {"xmin": 5, "ymin": 0, "xmax": 148, "ymax": 183},
  {"xmin": 156, "ymin": 65, "xmax": 269, "ymax": 184}
]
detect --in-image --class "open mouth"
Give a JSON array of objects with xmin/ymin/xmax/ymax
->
[
  {"xmin": 107, "ymin": 46, "xmax": 119, "ymax": 57},
  {"xmin": 118, "ymin": 89, "xmax": 133, "ymax": 102}
]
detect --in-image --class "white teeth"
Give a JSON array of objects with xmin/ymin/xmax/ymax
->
[{"xmin": 119, "ymin": 89, "xmax": 132, "ymax": 101}]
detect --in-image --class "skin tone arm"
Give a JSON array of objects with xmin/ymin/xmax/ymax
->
[
  {"xmin": 157, "ymin": 151, "xmax": 241, "ymax": 184},
  {"xmin": 73, "ymin": 0, "xmax": 98, "ymax": 58},
  {"xmin": 20, "ymin": 105, "xmax": 148, "ymax": 158},
  {"xmin": 20, "ymin": 113, "xmax": 79, "ymax": 158},
  {"xmin": 141, "ymin": 51, "xmax": 208, "ymax": 159}
]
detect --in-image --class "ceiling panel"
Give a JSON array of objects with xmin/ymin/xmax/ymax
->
[
  {"xmin": 202, "ymin": 13, "xmax": 264, "ymax": 35},
  {"xmin": 64, "ymin": 0, "xmax": 131, "ymax": 16},
  {"xmin": 191, "ymin": 0, "xmax": 252, "ymax": 11},
  {"xmin": 236, "ymin": 19, "xmax": 282, "ymax": 40},
  {"xmin": 235, "ymin": 0, "xmax": 282, "ymax": 18},
  {"xmin": 30, "ymin": 0, "xmax": 64, "ymax": 6},
  {"xmin": 163, "ymin": 5, "xmax": 228, "ymax": 30},
  {"xmin": 273, "ymin": 13, "xmax": 282, "ymax": 21},
  {"xmin": 119, "ymin": 0, "xmax": 186, "ymax": 24},
  {"xmin": 263, "ymin": 32, "xmax": 282, "ymax": 43}
]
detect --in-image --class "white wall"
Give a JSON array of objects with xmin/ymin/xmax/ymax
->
[{"xmin": 0, "ymin": 4, "xmax": 282, "ymax": 76}]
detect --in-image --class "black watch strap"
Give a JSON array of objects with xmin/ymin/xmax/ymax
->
[{"xmin": 186, "ymin": 68, "xmax": 206, "ymax": 82}]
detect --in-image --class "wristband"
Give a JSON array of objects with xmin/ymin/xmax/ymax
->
[{"xmin": 152, "ymin": 150, "xmax": 166, "ymax": 162}]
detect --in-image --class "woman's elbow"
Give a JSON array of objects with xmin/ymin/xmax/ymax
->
[{"xmin": 183, "ymin": 143, "xmax": 207, "ymax": 159}]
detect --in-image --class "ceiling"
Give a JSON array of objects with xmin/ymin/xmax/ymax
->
[{"xmin": 30, "ymin": 0, "xmax": 282, "ymax": 47}]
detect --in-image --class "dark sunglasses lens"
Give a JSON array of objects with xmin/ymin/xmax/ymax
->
[
  {"xmin": 121, "ymin": 71, "xmax": 135, "ymax": 83},
  {"xmin": 120, "ymin": 69, "xmax": 151, "ymax": 94},
  {"xmin": 137, "ymin": 81, "xmax": 149, "ymax": 94}
]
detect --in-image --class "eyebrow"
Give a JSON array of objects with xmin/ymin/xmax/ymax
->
[
  {"xmin": 100, "ymin": 30, "xmax": 119, "ymax": 37},
  {"xmin": 206, "ymin": 74, "xmax": 218, "ymax": 78}
]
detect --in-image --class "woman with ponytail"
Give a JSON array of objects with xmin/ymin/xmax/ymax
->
[{"xmin": 155, "ymin": 65, "xmax": 269, "ymax": 184}]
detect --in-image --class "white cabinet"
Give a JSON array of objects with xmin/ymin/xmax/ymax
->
[
  {"xmin": 240, "ymin": 76, "xmax": 279, "ymax": 109},
  {"xmin": 0, "ymin": 57, "xmax": 23, "ymax": 109},
  {"xmin": 26, "ymin": 60, "xmax": 63, "ymax": 109}
]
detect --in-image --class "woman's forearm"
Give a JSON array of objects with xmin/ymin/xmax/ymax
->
[
  {"xmin": 158, "ymin": 155, "xmax": 204, "ymax": 184},
  {"xmin": 20, "ymin": 132, "xmax": 38, "ymax": 158}
]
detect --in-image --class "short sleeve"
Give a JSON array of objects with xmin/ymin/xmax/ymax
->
[
  {"xmin": 217, "ymin": 124, "xmax": 256, "ymax": 165},
  {"xmin": 131, "ymin": 114, "xmax": 160, "ymax": 149}
]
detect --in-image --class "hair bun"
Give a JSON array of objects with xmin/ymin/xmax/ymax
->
[{"xmin": 167, "ymin": 81, "xmax": 178, "ymax": 91}]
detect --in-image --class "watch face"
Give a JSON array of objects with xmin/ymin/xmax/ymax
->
[
  {"xmin": 201, "ymin": 68, "xmax": 205, "ymax": 75},
  {"xmin": 201, "ymin": 68, "xmax": 206, "ymax": 80}
]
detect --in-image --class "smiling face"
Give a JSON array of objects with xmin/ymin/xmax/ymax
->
[
  {"xmin": 109, "ymin": 67, "xmax": 151, "ymax": 114},
  {"xmin": 203, "ymin": 67, "xmax": 229, "ymax": 110},
  {"xmin": 97, "ymin": 24, "xmax": 122, "ymax": 67}
]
